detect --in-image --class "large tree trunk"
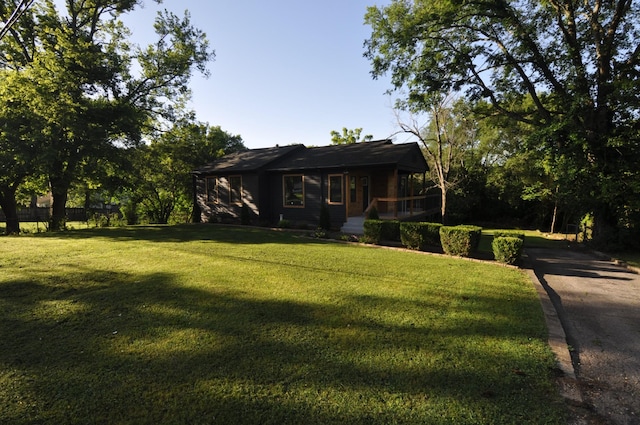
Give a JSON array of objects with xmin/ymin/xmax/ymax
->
[
  {"xmin": 49, "ymin": 185, "xmax": 69, "ymax": 232},
  {"xmin": 0, "ymin": 185, "xmax": 21, "ymax": 235}
]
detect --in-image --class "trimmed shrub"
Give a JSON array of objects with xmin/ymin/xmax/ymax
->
[
  {"xmin": 400, "ymin": 222, "xmax": 443, "ymax": 251},
  {"xmin": 319, "ymin": 203, "xmax": 331, "ymax": 230},
  {"xmin": 381, "ymin": 220, "xmax": 401, "ymax": 242},
  {"xmin": 277, "ymin": 219, "xmax": 291, "ymax": 228},
  {"xmin": 493, "ymin": 230, "xmax": 525, "ymax": 242},
  {"xmin": 440, "ymin": 225, "xmax": 483, "ymax": 257},
  {"xmin": 240, "ymin": 203, "xmax": 251, "ymax": 225},
  {"xmin": 492, "ymin": 236, "xmax": 524, "ymax": 265},
  {"xmin": 367, "ymin": 206, "xmax": 379, "ymax": 220},
  {"xmin": 363, "ymin": 219, "xmax": 384, "ymax": 244}
]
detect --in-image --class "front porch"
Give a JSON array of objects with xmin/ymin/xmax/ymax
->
[{"xmin": 340, "ymin": 194, "xmax": 440, "ymax": 234}]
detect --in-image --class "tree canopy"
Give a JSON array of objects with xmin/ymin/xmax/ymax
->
[
  {"xmin": 365, "ymin": 0, "xmax": 640, "ymax": 246},
  {"xmin": 0, "ymin": 0, "xmax": 213, "ymax": 232},
  {"xmin": 330, "ymin": 127, "xmax": 373, "ymax": 144}
]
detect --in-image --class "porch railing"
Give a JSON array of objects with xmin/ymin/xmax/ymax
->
[{"xmin": 364, "ymin": 194, "xmax": 440, "ymax": 219}]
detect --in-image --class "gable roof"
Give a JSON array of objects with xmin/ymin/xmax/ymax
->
[
  {"xmin": 194, "ymin": 140, "xmax": 428, "ymax": 175},
  {"xmin": 193, "ymin": 144, "xmax": 304, "ymax": 175},
  {"xmin": 269, "ymin": 140, "xmax": 427, "ymax": 173}
]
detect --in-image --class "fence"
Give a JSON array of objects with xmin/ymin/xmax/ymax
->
[{"xmin": 0, "ymin": 207, "xmax": 95, "ymax": 223}]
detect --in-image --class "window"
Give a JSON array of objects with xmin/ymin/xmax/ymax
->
[
  {"xmin": 206, "ymin": 177, "xmax": 218, "ymax": 203},
  {"xmin": 328, "ymin": 174, "xmax": 343, "ymax": 204},
  {"xmin": 283, "ymin": 175, "xmax": 304, "ymax": 207},
  {"xmin": 229, "ymin": 176, "xmax": 242, "ymax": 204},
  {"xmin": 350, "ymin": 176, "xmax": 357, "ymax": 203}
]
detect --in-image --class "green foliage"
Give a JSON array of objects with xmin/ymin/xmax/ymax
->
[
  {"xmin": 381, "ymin": 220, "xmax": 401, "ymax": 242},
  {"xmin": 493, "ymin": 230, "xmax": 525, "ymax": 241},
  {"xmin": 364, "ymin": 0, "xmax": 640, "ymax": 246},
  {"xmin": 492, "ymin": 237, "xmax": 524, "ymax": 265},
  {"xmin": 240, "ymin": 203, "xmax": 251, "ymax": 225},
  {"xmin": 0, "ymin": 1, "xmax": 214, "ymax": 231},
  {"xmin": 89, "ymin": 212, "xmax": 126, "ymax": 228},
  {"xmin": 312, "ymin": 227, "xmax": 328, "ymax": 239},
  {"xmin": 330, "ymin": 127, "xmax": 373, "ymax": 144},
  {"xmin": 131, "ymin": 122, "xmax": 245, "ymax": 224},
  {"xmin": 400, "ymin": 222, "xmax": 442, "ymax": 251},
  {"xmin": 366, "ymin": 205, "xmax": 379, "ymax": 220},
  {"xmin": 277, "ymin": 219, "xmax": 291, "ymax": 229},
  {"xmin": 440, "ymin": 225, "xmax": 483, "ymax": 257},
  {"xmin": 319, "ymin": 203, "xmax": 331, "ymax": 230},
  {"xmin": 363, "ymin": 219, "xmax": 384, "ymax": 244},
  {"xmin": 120, "ymin": 200, "xmax": 139, "ymax": 225}
]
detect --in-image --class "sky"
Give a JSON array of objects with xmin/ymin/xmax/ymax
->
[{"xmin": 119, "ymin": 0, "xmax": 402, "ymax": 149}]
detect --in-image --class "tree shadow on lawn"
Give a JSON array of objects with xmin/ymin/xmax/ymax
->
[
  {"xmin": 31, "ymin": 223, "xmax": 333, "ymax": 246},
  {"xmin": 0, "ymin": 268, "xmax": 565, "ymax": 424}
]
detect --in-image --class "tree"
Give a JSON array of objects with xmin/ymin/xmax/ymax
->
[
  {"xmin": 395, "ymin": 95, "xmax": 477, "ymax": 224},
  {"xmin": 130, "ymin": 121, "xmax": 245, "ymax": 224},
  {"xmin": 365, "ymin": 0, "xmax": 640, "ymax": 245},
  {"xmin": 330, "ymin": 127, "xmax": 373, "ymax": 144},
  {"xmin": 1, "ymin": 0, "xmax": 213, "ymax": 231},
  {"xmin": 0, "ymin": 70, "xmax": 43, "ymax": 234}
]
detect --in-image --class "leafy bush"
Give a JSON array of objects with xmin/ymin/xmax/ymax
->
[
  {"xmin": 439, "ymin": 225, "xmax": 482, "ymax": 257},
  {"xmin": 277, "ymin": 219, "xmax": 291, "ymax": 229},
  {"xmin": 363, "ymin": 219, "xmax": 384, "ymax": 244},
  {"xmin": 312, "ymin": 227, "xmax": 328, "ymax": 239},
  {"xmin": 240, "ymin": 203, "xmax": 251, "ymax": 225},
  {"xmin": 492, "ymin": 236, "xmax": 524, "ymax": 265},
  {"xmin": 400, "ymin": 222, "xmax": 442, "ymax": 251},
  {"xmin": 367, "ymin": 206, "xmax": 379, "ymax": 220},
  {"xmin": 381, "ymin": 220, "xmax": 401, "ymax": 241},
  {"xmin": 319, "ymin": 203, "xmax": 331, "ymax": 230},
  {"xmin": 120, "ymin": 201, "xmax": 139, "ymax": 225},
  {"xmin": 493, "ymin": 230, "xmax": 525, "ymax": 242}
]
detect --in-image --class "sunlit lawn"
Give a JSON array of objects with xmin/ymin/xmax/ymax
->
[{"xmin": 0, "ymin": 225, "xmax": 566, "ymax": 424}]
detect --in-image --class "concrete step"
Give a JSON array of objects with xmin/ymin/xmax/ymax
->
[{"xmin": 340, "ymin": 216, "xmax": 365, "ymax": 234}]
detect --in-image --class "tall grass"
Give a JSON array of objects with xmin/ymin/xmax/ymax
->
[{"xmin": 0, "ymin": 225, "xmax": 566, "ymax": 424}]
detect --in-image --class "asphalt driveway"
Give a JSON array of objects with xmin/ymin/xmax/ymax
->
[{"xmin": 526, "ymin": 248, "xmax": 640, "ymax": 425}]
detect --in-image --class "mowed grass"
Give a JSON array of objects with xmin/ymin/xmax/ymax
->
[{"xmin": 0, "ymin": 225, "xmax": 566, "ymax": 424}]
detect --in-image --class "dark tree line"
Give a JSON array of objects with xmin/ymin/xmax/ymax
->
[{"xmin": 365, "ymin": 0, "xmax": 640, "ymax": 248}]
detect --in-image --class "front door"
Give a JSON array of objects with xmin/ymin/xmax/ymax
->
[
  {"xmin": 361, "ymin": 176, "xmax": 369, "ymax": 212},
  {"xmin": 347, "ymin": 174, "xmax": 370, "ymax": 217}
]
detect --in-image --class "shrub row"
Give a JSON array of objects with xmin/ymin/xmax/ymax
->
[
  {"xmin": 363, "ymin": 220, "xmax": 484, "ymax": 258},
  {"xmin": 439, "ymin": 225, "xmax": 482, "ymax": 257},
  {"xmin": 362, "ymin": 220, "xmax": 526, "ymax": 264},
  {"xmin": 362, "ymin": 219, "xmax": 401, "ymax": 244},
  {"xmin": 399, "ymin": 222, "xmax": 442, "ymax": 251}
]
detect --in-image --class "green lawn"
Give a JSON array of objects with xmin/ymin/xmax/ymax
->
[{"xmin": 0, "ymin": 225, "xmax": 566, "ymax": 424}]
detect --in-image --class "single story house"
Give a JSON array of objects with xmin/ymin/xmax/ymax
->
[{"xmin": 192, "ymin": 140, "xmax": 432, "ymax": 232}]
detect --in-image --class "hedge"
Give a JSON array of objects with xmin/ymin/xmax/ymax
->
[
  {"xmin": 363, "ymin": 219, "xmax": 401, "ymax": 243},
  {"xmin": 492, "ymin": 236, "xmax": 524, "ymax": 265},
  {"xmin": 439, "ymin": 225, "xmax": 483, "ymax": 257},
  {"xmin": 493, "ymin": 230, "xmax": 525, "ymax": 242},
  {"xmin": 363, "ymin": 219, "xmax": 384, "ymax": 244},
  {"xmin": 400, "ymin": 222, "xmax": 442, "ymax": 251}
]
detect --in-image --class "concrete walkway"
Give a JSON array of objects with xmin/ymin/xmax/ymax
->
[{"xmin": 526, "ymin": 248, "xmax": 640, "ymax": 425}]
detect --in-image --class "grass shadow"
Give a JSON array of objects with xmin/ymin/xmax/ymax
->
[{"xmin": 1, "ymin": 265, "xmax": 565, "ymax": 424}]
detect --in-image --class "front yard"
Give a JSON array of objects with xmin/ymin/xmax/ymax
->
[{"xmin": 0, "ymin": 225, "xmax": 566, "ymax": 424}]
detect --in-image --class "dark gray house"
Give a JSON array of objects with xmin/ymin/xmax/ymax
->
[{"xmin": 193, "ymin": 140, "xmax": 431, "ymax": 231}]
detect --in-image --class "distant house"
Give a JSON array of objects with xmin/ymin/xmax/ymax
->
[{"xmin": 192, "ymin": 140, "xmax": 432, "ymax": 232}]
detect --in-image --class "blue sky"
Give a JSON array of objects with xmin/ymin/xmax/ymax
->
[{"xmin": 122, "ymin": 0, "xmax": 399, "ymax": 149}]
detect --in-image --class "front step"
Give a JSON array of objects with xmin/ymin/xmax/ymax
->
[{"xmin": 340, "ymin": 216, "xmax": 365, "ymax": 234}]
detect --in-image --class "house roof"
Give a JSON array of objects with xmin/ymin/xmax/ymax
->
[
  {"xmin": 268, "ymin": 140, "xmax": 427, "ymax": 173},
  {"xmin": 194, "ymin": 140, "xmax": 428, "ymax": 175},
  {"xmin": 193, "ymin": 144, "xmax": 304, "ymax": 175}
]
